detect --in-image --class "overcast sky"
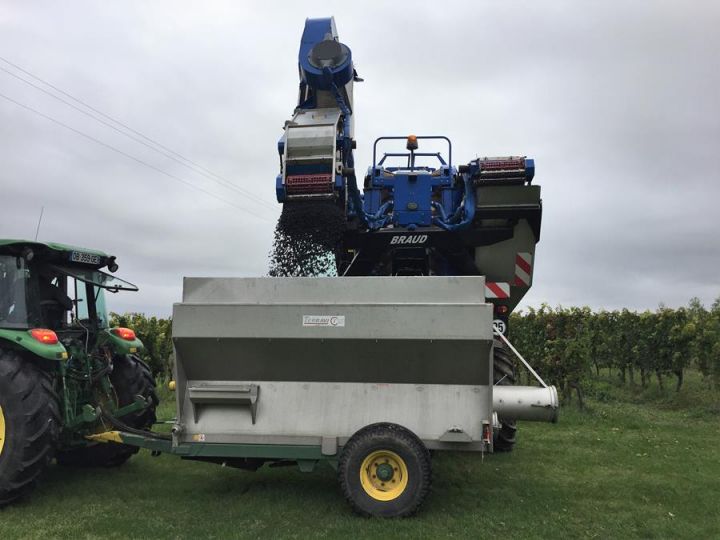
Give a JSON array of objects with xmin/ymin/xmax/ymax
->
[{"xmin": 1, "ymin": 1, "xmax": 718, "ymax": 316}]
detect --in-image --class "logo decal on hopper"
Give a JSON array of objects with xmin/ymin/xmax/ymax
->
[{"xmin": 303, "ymin": 315, "xmax": 346, "ymax": 327}]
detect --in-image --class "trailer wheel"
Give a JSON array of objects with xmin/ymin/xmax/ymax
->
[
  {"xmin": 0, "ymin": 349, "xmax": 60, "ymax": 507},
  {"xmin": 338, "ymin": 423, "xmax": 431, "ymax": 517},
  {"xmin": 57, "ymin": 354, "xmax": 157, "ymax": 467},
  {"xmin": 493, "ymin": 339, "xmax": 517, "ymax": 452}
]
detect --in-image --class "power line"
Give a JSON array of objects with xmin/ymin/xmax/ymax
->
[
  {"xmin": 0, "ymin": 56, "xmax": 277, "ymax": 210},
  {"xmin": 0, "ymin": 90, "xmax": 272, "ymax": 222},
  {"xmin": 34, "ymin": 206, "xmax": 44, "ymax": 241},
  {"xmin": 0, "ymin": 64, "xmax": 275, "ymax": 210}
]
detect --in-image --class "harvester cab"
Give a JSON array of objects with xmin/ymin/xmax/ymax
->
[{"xmin": 0, "ymin": 240, "xmax": 157, "ymax": 507}]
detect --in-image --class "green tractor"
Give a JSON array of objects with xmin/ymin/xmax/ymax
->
[{"xmin": 0, "ymin": 240, "xmax": 158, "ymax": 506}]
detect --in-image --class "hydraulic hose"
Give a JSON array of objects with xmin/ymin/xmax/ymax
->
[
  {"xmin": 433, "ymin": 174, "xmax": 476, "ymax": 231},
  {"xmin": 100, "ymin": 406, "xmax": 171, "ymax": 441},
  {"xmin": 366, "ymin": 200, "xmax": 394, "ymax": 229},
  {"xmin": 431, "ymin": 201, "xmax": 448, "ymax": 222}
]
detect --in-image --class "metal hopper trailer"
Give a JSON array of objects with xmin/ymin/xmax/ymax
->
[{"xmin": 91, "ymin": 276, "xmax": 557, "ymax": 517}]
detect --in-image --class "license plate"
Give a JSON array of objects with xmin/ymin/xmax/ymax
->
[{"xmin": 70, "ymin": 251, "xmax": 101, "ymax": 265}]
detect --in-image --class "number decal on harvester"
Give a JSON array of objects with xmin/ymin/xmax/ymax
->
[{"xmin": 493, "ymin": 319, "xmax": 507, "ymax": 335}]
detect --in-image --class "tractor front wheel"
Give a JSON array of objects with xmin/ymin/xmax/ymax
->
[
  {"xmin": 338, "ymin": 423, "xmax": 431, "ymax": 517},
  {"xmin": 0, "ymin": 349, "xmax": 60, "ymax": 507},
  {"xmin": 57, "ymin": 354, "xmax": 157, "ymax": 467}
]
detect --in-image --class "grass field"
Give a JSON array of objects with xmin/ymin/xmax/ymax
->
[{"xmin": 1, "ymin": 372, "xmax": 718, "ymax": 539}]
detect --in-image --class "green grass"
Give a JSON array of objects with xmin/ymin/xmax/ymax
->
[{"xmin": 1, "ymin": 373, "xmax": 718, "ymax": 539}]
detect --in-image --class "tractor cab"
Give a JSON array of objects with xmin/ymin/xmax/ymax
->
[{"xmin": 0, "ymin": 240, "xmax": 137, "ymax": 342}]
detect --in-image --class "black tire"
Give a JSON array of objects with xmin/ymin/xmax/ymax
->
[
  {"xmin": 493, "ymin": 338, "xmax": 517, "ymax": 452},
  {"xmin": 0, "ymin": 349, "xmax": 60, "ymax": 507},
  {"xmin": 56, "ymin": 354, "xmax": 157, "ymax": 467},
  {"xmin": 338, "ymin": 423, "xmax": 431, "ymax": 518}
]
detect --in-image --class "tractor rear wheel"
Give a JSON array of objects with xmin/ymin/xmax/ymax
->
[
  {"xmin": 338, "ymin": 423, "xmax": 431, "ymax": 517},
  {"xmin": 493, "ymin": 338, "xmax": 518, "ymax": 452},
  {"xmin": 0, "ymin": 349, "xmax": 60, "ymax": 507},
  {"xmin": 57, "ymin": 354, "xmax": 157, "ymax": 467}
]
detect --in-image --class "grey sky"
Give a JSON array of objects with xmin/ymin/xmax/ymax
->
[{"xmin": 1, "ymin": 1, "xmax": 718, "ymax": 316}]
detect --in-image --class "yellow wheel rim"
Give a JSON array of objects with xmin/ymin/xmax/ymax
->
[
  {"xmin": 359, "ymin": 450, "xmax": 409, "ymax": 501},
  {"xmin": 0, "ymin": 404, "xmax": 6, "ymax": 457}
]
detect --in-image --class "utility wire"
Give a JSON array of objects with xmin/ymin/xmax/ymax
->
[
  {"xmin": 0, "ymin": 64, "xmax": 275, "ymax": 210},
  {"xmin": 0, "ymin": 90, "xmax": 272, "ymax": 222},
  {"xmin": 34, "ymin": 206, "xmax": 44, "ymax": 240},
  {"xmin": 0, "ymin": 56, "xmax": 277, "ymax": 210}
]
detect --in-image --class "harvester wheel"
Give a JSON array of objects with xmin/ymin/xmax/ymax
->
[
  {"xmin": 493, "ymin": 339, "xmax": 517, "ymax": 452},
  {"xmin": 57, "ymin": 354, "xmax": 157, "ymax": 468},
  {"xmin": 338, "ymin": 423, "xmax": 431, "ymax": 518},
  {"xmin": 0, "ymin": 349, "xmax": 60, "ymax": 507}
]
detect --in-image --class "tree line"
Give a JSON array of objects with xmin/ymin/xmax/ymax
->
[{"xmin": 509, "ymin": 297, "xmax": 720, "ymax": 407}]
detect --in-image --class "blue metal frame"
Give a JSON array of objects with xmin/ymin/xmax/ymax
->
[{"xmin": 364, "ymin": 136, "xmax": 459, "ymax": 229}]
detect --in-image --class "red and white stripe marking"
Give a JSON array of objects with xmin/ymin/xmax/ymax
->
[
  {"xmin": 485, "ymin": 282, "xmax": 510, "ymax": 299},
  {"xmin": 514, "ymin": 252, "xmax": 533, "ymax": 287}
]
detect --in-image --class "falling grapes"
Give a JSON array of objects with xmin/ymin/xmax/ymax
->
[{"xmin": 268, "ymin": 201, "xmax": 346, "ymax": 277}]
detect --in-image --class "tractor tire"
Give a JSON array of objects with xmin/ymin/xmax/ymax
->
[
  {"xmin": 56, "ymin": 354, "xmax": 157, "ymax": 468},
  {"xmin": 0, "ymin": 349, "xmax": 60, "ymax": 507},
  {"xmin": 338, "ymin": 423, "xmax": 431, "ymax": 518},
  {"xmin": 493, "ymin": 338, "xmax": 518, "ymax": 452}
]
